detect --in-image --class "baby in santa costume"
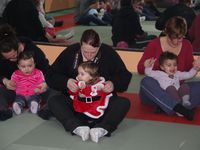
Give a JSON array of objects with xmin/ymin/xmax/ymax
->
[{"xmin": 69, "ymin": 61, "xmax": 112, "ymax": 119}]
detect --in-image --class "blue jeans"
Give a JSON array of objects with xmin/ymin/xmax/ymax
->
[
  {"xmin": 15, "ymin": 94, "xmax": 41, "ymax": 108},
  {"xmin": 0, "ymin": 86, "xmax": 59, "ymax": 111},
  {"xmin": 139, "ymin": 77, "xmax": 200, "ymax": 114},
  {"xmin": 78, "ymin": 14, "xmax": 108, "ymax": 26}
]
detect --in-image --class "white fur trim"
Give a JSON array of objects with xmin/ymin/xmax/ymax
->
[{"xmin": 84, "ymin": 93, "xmax": 113, "ymax": 119}]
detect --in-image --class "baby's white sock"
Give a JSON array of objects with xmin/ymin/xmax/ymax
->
[
  {"xmin": 73, "ymin": 126, "xmax": 90, "ymax": 141},
  {"xmin": 90, "ymin": 128, "xmax": 108, "ymax": 143}
]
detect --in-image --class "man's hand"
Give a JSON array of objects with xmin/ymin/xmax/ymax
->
[{"xmin": 3, "ymin": 78, "xmax": 16, "ymax": 90}]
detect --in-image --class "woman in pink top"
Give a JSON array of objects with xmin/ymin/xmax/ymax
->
[
  {"xmin": 137, "ymin": 16, "xmax": 200, "ymax": 121},
  {"xmin": 11, "ymin": 51, "xmax": 47, "ymax": 115}
]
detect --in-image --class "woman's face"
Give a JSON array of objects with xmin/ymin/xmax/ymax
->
[
  {"xmin": 81, "ymin": 42, "xmax": 99, "ymax": 61},
  {"xmin": 168, "ymin": 35, "xmax": 184, "ymax": 47},
  {"xmin": 1, "ymin": 49, "xmax": 18, "ymax": 62}
]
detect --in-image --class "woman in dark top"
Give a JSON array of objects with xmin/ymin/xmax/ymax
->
[
  {"xmin": 2, "ymin": 0, "xmax": 48, "ymax": 42},
  {"xmin": 45, "ymin": 29, "xmax": 132, "ymax": 143},
  {"xmin": 111, "ymin": 0, "xmax": 156, "ymax": 48}
]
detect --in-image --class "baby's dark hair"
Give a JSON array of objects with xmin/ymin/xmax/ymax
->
[
  {"xmin": 159, "ymin": 51, "xmax": 178, "ymax": 66},
  {"xmin": 79, "ymin": 61, "xmax": 99, "ymax": 84},
  {"xmin": 17, "ymin": 50, "xmax": 35, "ymax": 64}
]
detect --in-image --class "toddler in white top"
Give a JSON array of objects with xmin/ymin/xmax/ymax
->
[{"xmin": 144, "ymin": 51, "xmax": 198, "ymax": 107}]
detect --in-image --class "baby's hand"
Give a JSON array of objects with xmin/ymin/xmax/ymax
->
[
  {"xmin": 144, "ymin": 58, "xmax": 156, "ymax": 68},
  {"xmin": 78, "ymin": 81, "xmax": 86, "ymax": 89},
  {"xmin": 34, "ymin": 82, "xmax": 48, "ymax": 94}
]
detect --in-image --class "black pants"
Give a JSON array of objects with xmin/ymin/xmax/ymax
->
[
  {"xmin": 48, "ymin": 94, "xmax": 131, "ymax": 135},
  {"xmin": 0, "ymin": 85, "xmax": 59, "ymax": 110}
]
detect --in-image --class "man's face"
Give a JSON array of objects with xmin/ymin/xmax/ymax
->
[{"xmin": 1, "ymin": 49, "xmax": 18, "ymax": 62}]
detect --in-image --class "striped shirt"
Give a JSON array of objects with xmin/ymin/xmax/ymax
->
[{"xmin": 11, "ymin": 69, "xmax": 45, "ymax": 96}]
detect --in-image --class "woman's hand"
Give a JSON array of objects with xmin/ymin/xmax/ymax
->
[
  {"xmin": 3, "ymin": 78, "xmax": 16, "ymax": 90},
  {"xmin": 67, "ymin": 78, "xmax": 79, "ymax": 92},
  {"xmin": 103, "ymin": 81, "xmax": 114, "ymax": 93},
  {"xmin": 193, "ymin": 56, "xmax": 200, "ymax": 71}
]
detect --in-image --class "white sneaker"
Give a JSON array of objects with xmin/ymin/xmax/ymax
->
[
  {"xmin": 30, "ymin": 101, "xmax": 39, "ymax": 114},
  {"xmin": 182, "ymin": 100, "xmax": 191, "ymax": 107},
  {"xmin": 73, "ymin": 126, "xmax": 90, "ymax": 141},
  {"xmin": 90, "ymin": 128, "xmax": 108, "ymax": 143},
  {"xmin": 176, "ymin": 112, "xmax": 184, "ymax": 117},
  {"xmin": 13, "ymin": 102, "xmax": 22, "ymax": 115},
  {"xmin": 64, "ymin": 30, "xmax": 74, "ymax": 40},
  {"xmin": 140, "ymin": 16, "xmax": 146, "ymax": 22}
]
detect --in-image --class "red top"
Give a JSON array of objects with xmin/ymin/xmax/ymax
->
[
  {"xmin": 137, "ymin": 38, "xmax": 194, "ymax": 74},
  {"xmin": 189, "ymin": 14, "xmax": 200, "ymax": 52}
]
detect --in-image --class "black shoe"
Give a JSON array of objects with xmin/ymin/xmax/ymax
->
[
  {"xmin": 54, "ymin": 21, "xmax": 63, "ymax": 27},
  {"xmin": 154, "ymin": 106, "xmax": 164, "ymax": 114},
  {"xmin": 173, "ymin": 104, "xmax": 194, "ymax": 121},
  {"xmin": 38, "ymin": 108, "xmax": 53, "ymax": 120},
  {"xmin": 0, "ymin": 109, "xmax": 13, "ymax": 121}
]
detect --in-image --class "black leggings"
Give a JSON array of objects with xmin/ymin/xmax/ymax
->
[
  {"xmin": 48, "ymin": 94, "xmax": 131, "ymax": 135},
  {"xmin": 0, "ymin": 86, "xmax": 15, "ymax": 110}
]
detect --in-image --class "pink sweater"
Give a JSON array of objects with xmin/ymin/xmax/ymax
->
[{"xmin": 11, "ymin": 69, "xmax": 45, "ymax": 96}]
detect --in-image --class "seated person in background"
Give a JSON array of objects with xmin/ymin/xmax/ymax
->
[
  {"xmin": 0, "ymin": 0, "xmax": 11, "ymax": 24},
  {"xmin": 84, "ymin": 0, "xmax": 111, "ymax": 25},
  {"xmin": 74, "ymin": 0, "xmax": 109, "ymax": 26},
  {"xmin": 144, "ymin": 51, "xmax": 198, "ymax": 108},
  {"xmin": 111, "ymin": 0, "xmax": 156, "ymax": 49},
  {"xmin": 34, "ymin": 0, "xmax": 74, "ymax": 44},
  {"xmin": 3, "ymin": 0, "xmax": 48, "ymax": 42},
  {"xmin": 155, "ymin": 0, "xmax": 196, "ymax": 39},
  {"xmin": 133, "ymin": 0, "xmax": 159, "ymax": 21},
  {"xmin": 69, "ymin": 61, "xmax": 113, "ymax": 124},
  {"xmin": 97, "ymin": 0, "xmax": 112, "ymax": 24},
  {"xmin": 188, "ymin": 13, "xmax": 200, "ymax": 52},
  {"xmin": 108, "ymin": 0, "xmax": 120, "ymax": 15},
  {"xmin": 192, "ymin": 0, "xmax": 200, "ymax": 10},
  {"xmin": 36, "ymin": 0, "xmax": 63, "ymax": 27},
  {"xmin": 11, "ymin": 51, "xmax": 48, "ymax": 115},
  {"xmin": 99, "ymin": 0, "xmax": 112, "ymax": 13}
]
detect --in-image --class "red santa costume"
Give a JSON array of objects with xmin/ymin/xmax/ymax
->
[{"xmin": 69, "ymin": 77, "xmax": 113, "ymax": 119}]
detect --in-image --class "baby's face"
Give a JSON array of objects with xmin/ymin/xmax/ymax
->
[
  {"xmin": 77, "ymin": 66, "xmax": 92, "ymax": 83},
  {"xmin": 18, "ymin": 58, "xmax": 35, "ymax": 75},
  {"xmin": 160, "ymin": 59, "xmax": 177, "ymax": 76}
]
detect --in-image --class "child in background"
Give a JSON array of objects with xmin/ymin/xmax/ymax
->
[
  {"xmin": 11, "ymin": 51, "xmax": 47, "ymax": 115},
  {"xmin": 69, "ymin": 61, "xmax": 112, "ymax": 142},
  {"xmin": 87, "ymin": 0, "xmax": 112, "ymax": 25},
  {"xmin": 144, "ymin": 51, "xmax": 198, "ymax": 108},
  {"xmin": 34, "ymin": 0, "xmax": 74, "ymax": 43}
]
